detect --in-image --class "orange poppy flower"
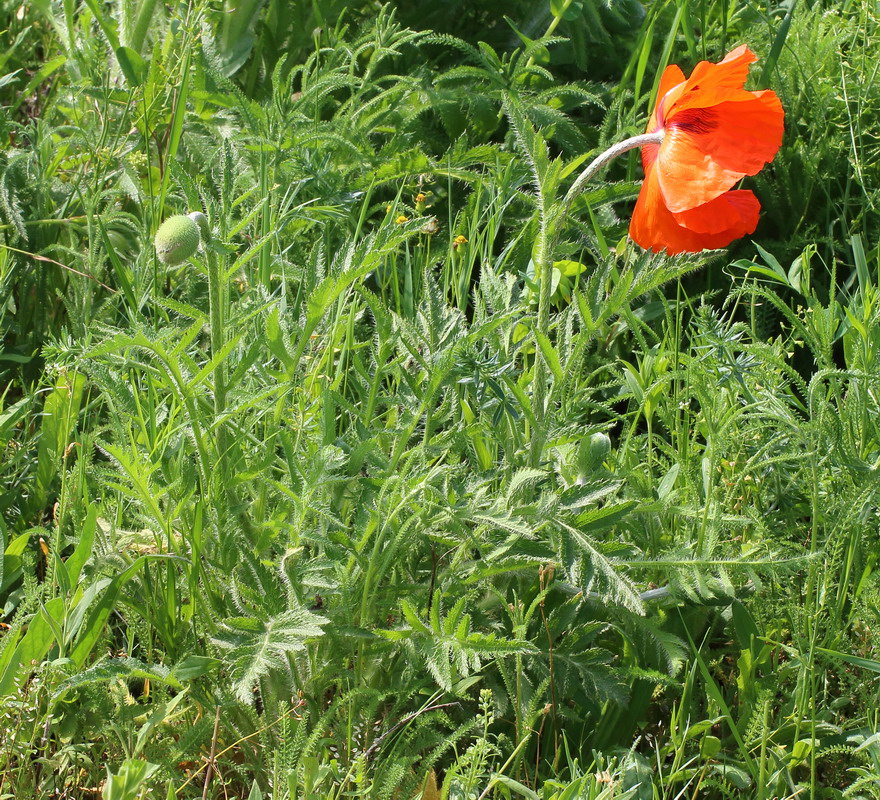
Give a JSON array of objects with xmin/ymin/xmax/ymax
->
[{"xmin": 629, "ymin": 46, "xmax": 784, "ymax": 255}]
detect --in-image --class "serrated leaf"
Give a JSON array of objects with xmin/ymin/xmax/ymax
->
[
  {"xmin": 535, "ymin": 332, "xmax": 563, "ymax": 382},
  {"xmin": 575, "ymin": 500, "xmax": 637, "ymax": 532},
  {"xmin": 560, "ymin": 480, "xmax": 623, "ymax": 510},
  {"xmin": 53, "ymin": 657, "xmax": 183, "ymax": 699},
  {"xmin": 212, "ymin": 609, "xmax": 327, "ymax": 704}
]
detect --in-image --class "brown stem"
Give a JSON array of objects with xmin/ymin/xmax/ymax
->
[{"xmin": 201, "ymin": 705, "xmax": 221, "ymax": 800}]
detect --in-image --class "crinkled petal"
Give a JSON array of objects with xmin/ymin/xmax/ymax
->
[
  {"xmin": 641, "ymin": 139, "xmax": 660, "ymax": 173},
  {"xmin": 665, "ymin": 45, "xmax": 757, "ymax": 116},
  {"xmin": 629, "ymin": 162, "xmax": 760, "ymax": 255},
  {"xmin": 672, "ymin": 189, "xmax": 760, "ymax": 235},
  {"xmin": 649, "ymin": 64, "xmax": 686, "ymax": 132},
  {"xmin": 656, "ymin": 91, "xmax": 784, "ymax": 212}
]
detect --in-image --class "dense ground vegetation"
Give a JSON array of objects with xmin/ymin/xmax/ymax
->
[{"xmin": 2, "ymin": 0, "xmax": 880, "ymax": 797}]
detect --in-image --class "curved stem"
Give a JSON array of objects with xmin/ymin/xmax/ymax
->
[
  {"xmin": 529, "ymin": 131, "xmax": 663, "ymax": 465},
  {"xmin": 560, "ymin": 131, "xmax": 664, "ymax": 220}
]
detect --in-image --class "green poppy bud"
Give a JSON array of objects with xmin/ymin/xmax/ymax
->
[
  {"xmin": 587, "ymin": 431, "xmax": 611, "ymax": 465},
  {"xmin": 154, "ymin": 214, "xmax": 201, "ymax": 265},
  {"xmin": 576, "ymin": 431, "xmax": 611, "ymax": 479},
  {"xmin": 187, "ymin": 211, "xmax": 210, "ymax": 242}
]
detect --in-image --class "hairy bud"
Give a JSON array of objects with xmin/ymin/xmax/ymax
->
[
  {"xmin": 154, "ymin": 214, "xmax": 202, "ymax": 265},
  {"xmin": 187, "ymin": 211, "xmax": 210, "ymax": 242}
]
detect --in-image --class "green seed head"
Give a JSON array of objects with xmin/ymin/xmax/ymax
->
[{"xmin": 154, "ymin": 214, "xmax": 201, "ymax": 265}]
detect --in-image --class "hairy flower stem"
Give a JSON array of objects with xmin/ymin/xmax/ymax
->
[
  {"xmin": 560, "ymin": 131, "xmax": 664, "ymax": 221},
  {"xmin": 530, "ymin": 224, "xmax": 553, "ymax": 466},
  {"xmin": 206, "ymin": 236, "xmax": 258, "ymax": 555},
  {"xmin": 206, "ymin": 247, "xmax": 228, "ymax": 477},
  {"xmin": 530, "ymin": 131, "xmax": 664, "ymax": 465}
]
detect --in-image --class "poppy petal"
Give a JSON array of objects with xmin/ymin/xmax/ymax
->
[
  {"xmin": 649, "ymin": 64, "xmax": 686, "ymax": 132},
  {"xmin": 672, "ymin": 189, "xmax": 760, "ymax": 235},
  {"xmin": 640, "ymin": 139, "xmax": 660, "ymax": 172},
  {"xmin": 629, "ymin": 163, "xmax": 760, "ymax": 255},
  {"xmin": 657, "ymin": 64, "xmax": 686, "ymax": 102},
  {"xmin": 630, "ymin": 45, "xmax": 782, "ymax": 255},
  {"xmin": 666, "ymin": 46, "xmax": 757, "ymax": 116},
  {"xmin": 656, "ymin": 91, "xmax": 784, "ymax": 212}
]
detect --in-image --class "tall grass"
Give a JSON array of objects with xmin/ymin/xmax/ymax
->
[{"xmin": 1, "ymin": 1, "xmax": 880, "ymax": 799}]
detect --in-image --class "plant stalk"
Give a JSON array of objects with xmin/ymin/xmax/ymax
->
[
  {"xmin": 530, "ymin": 130, "xmax": 664, "ymax": 464},
  {"xmin": 207, "ymin": 246, "xmax": 228, "ymax": 476},
  {"xmin": 560, "ymin": 131, "xmax": 664, "ymax": 220}
]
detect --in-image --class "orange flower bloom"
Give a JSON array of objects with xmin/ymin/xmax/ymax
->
[{"xmin": 629, "ymin": 46, "xmax": 784, "ymax": 255}]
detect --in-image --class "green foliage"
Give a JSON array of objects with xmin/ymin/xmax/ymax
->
[
  {"xmin": 102, "ymin": 759, "xmax": 161, "ymax": 800},
  {"xmin": 213, "ymin": 608, "xmax": 327, "ymax": 705},
  {"xmin": 2, "ymin": 1, "xmax": 880, "ymax": 799}
]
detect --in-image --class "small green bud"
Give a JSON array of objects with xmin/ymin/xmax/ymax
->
[
  {"xmin": 577, "ymin": 432, "xmax": 611, "ymax": 479},
  {"xmin": 154, "ymin": 214, "xmax": 201, "ymax": 265},
  {"xmin": 587, "ymin": 432, "xmax": 610, "ymax": 464},
  {"xmin": 187, "ymin": 211, "xmax": 210, "ymax": 242}
]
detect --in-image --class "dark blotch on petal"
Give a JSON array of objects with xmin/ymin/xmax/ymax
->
[{"xmin": 670, "ymin": 108, "xmax": 719, "ymax": 135}]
